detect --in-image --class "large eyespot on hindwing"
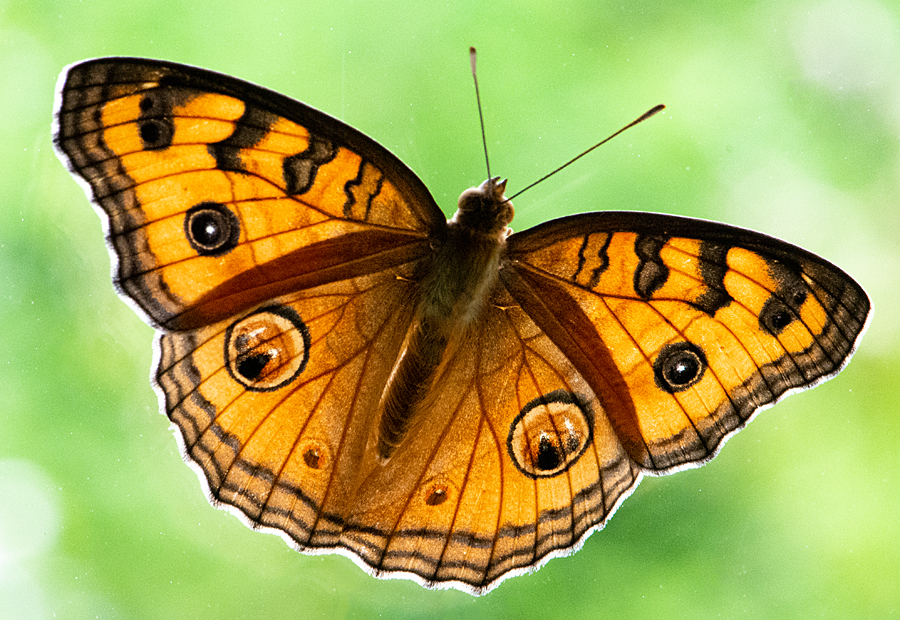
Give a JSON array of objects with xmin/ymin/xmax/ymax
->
[
  {"xmin": 224, "ymin": 305, "xmax": 311, "ymax": 392},
  {"xmin": 653, "ymin": 341, "xmax": 707, "ymax": 394},
  {"xmin": 184, "ymin": 202, "xmax": 240, "ymax": 256},
  {"xmin": 507, "ymin": 390, "xmax": 594, "ymax": 479}
]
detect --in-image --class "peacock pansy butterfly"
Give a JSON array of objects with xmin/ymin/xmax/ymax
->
[{"xmin": 53, "ymin": 56, "xmax": 870, "ymax": 594}]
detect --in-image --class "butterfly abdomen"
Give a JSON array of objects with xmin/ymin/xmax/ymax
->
[{"xmin": 376, "ymin": 179, "xmax": 514, "ymax": 459}]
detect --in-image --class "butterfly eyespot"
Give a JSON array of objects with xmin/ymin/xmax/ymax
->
[
  {"xmin": 535, "ymin": 435, "xmax": 563, "ymax": 470},
  {"xmin": 758, "ymin": 261, "xmax": 809, "ymax": 336},
  {"xmin": 137, "ymin": 117, "xmax": 174, "ymax": 149},
  {"xmin": 295, "ymin": 439, "xmax": 330, "ymax": 472},
  {"xmin": 760, "ymin": 285, "xmax": 807, "ymax": 336},
  {"xmin": 135, "ymin": 89, "xmax": 175, "ymax": 150},
  {"xmin": 303, "ymin": 449, "xmax": 320, "ymax": 468},
  {"xmin": 138, "ymin": 120, "xmax": 161, "ymax": 146},
  {"xmin": 224, "ymin": 305, "xmax": 310, "ymax": 392},
  {"xmin": 654, "ymin": 342, "xmax": 707, "ymax": 393},
  {"xmin": 236, "ymin": 351, "xmax": 273, "ymax": 381},
  {"xmin": 301, "ymin": 446, "xmax": 324, "ymax": 470},
  {"xmin": 762, "ymin": 302, "xmax": 794, "ymax": 334},
  {"xmin": 507, "ymin": 390, "xmax": 594, "ymax": 479},
  {"xmin": 425, "ymin": 484, "xmax": 449, "ymax": 506},
  {"xmin": 421, "ymin": 476, "xmax": 457, "ymax": 507},
  {"xmin": 184, "ymin": 202, "xmax": 240, "ymax": 256}
]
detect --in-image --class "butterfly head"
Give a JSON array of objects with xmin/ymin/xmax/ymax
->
[{"xmin": 451, "ymin": 176, "xmax": 514, "ymax": 240}]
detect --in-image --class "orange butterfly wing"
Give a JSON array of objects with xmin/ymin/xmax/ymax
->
[
  {"xmin": 502, "ymin": 213, "xmax": 870, "ymax": 472},
  {"xmin": 322, "ymin": 282, "xmax": 642, "ymax": 587},
  {"xmin": 156, "ymin": 268, "xmax": 420, "ymax": 551},
  {"xmin": 55, "ymin": 58, "xmax": 444, "ymax": 331},
  {"xmin": 55, "ymin": 58, "xmax": 871, "ymax": 594},
  {"xmin": 298, "ymin": 212, "xmax": 870, "ymax": 590}
]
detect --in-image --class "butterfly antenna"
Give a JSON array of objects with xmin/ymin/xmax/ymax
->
[
  {"xmin": 470, "ymin": 47, "xmax": 492, "ymax": 180},
  {"xmin": 507, "ymin": 103, "xmax": 666, "ymax": 201}
]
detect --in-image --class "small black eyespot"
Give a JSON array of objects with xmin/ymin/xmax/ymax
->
[
  {"xmin": 136, "ymin": 90, "xmax": 175, "ymax": 150},
  {"xmin": 139, "ymin": 120, "xmax": 161, "ymax": 145},
  {"xmin": 184, "ymin": 202, "xmax": 240, "ymax": 256},
  {"xmin": 137, "ymin": 117, "xmax": 174, "ymax": 150},
  {"xmin": 654, "ymin": 341, "xmax": 707, "ymax": 394},
  {"xmin": 762, "ymin": 301, "xmax": 794, "ymax": 334},
  {"xmin": 759, "ymin": 261, "xmax": 808, "ymax": 336}
]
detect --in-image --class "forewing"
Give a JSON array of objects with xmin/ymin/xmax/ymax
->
[{"xmin": 54, "ymin": 58, "xmax": 445, "ymax": 331}]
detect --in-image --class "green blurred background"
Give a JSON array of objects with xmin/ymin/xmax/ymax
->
[{"xmin": 2, "ymin": 0, "xmax": 898, "ymax": 617}]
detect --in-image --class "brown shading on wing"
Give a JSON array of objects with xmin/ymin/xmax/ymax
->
[
  {"xmin": 502, "ymin": 211, "xmax": 870, "ymax": 472},
  {"xmin": 155, "ymin": 265, "xmax": 420, "ymax": 555},
  {"xmin": 320, "ymin": 284, "xmax": 642, "ymax": 593},
  {"xmin": 54, "ymin": 58, "xmax": 445, "ymax": 331}
]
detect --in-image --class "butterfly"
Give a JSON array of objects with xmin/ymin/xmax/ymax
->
[{"xmin": 54, "ymin": 56, "xmax": 870, "ymax": 594}]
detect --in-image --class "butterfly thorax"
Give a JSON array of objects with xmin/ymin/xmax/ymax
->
[
  {"xmin": 376, "ymin": 177, "xmax": 514, "ymax": 460},
  {"xmin": 450, "ymin": 177, "xmax": 515, "ymax": 241}
]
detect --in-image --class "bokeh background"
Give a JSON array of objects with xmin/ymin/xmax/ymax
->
[{"xmin": 3, "ymin": 0, "xmax": 898, "ymax": 618}]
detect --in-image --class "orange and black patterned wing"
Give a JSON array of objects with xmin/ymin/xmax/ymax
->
[
  {"xmin": 54, "ymin": 58, "xmax": 445, "ymax": 331},
  {"xmin": 155, "ymin": 265, "xmax": 420, "ymax": 558},
  {"xmin": 308, "ymin": 210, "xmax": 870, "ymax": 593},
  {"xmin": 310, "ymin": 279, "xmax": 642, "ymax": 592},
  {"xmin": 53, "ymin": 57, "xmax": 449, "ymax": 582},
  {"xmin": 501, "ymin": 211, "xmax": 870, "ymax": 472},
  {"xmin": 55, "ymin": 56, "xmax": 872, "ymax": 595}
]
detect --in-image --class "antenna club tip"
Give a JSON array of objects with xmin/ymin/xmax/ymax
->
[
  {"xmin": 647, "ymin": 104, "xmax": 665, "ymax": 117},
  {"xmin": 632, "ymin": 104, "xmax": 665, "ymax": 125}
]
